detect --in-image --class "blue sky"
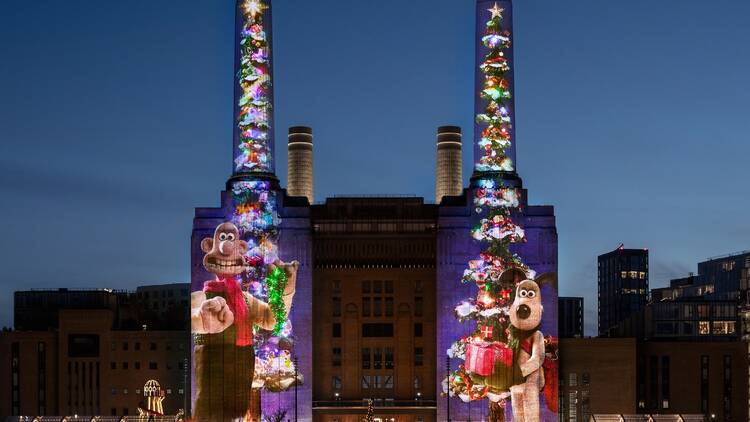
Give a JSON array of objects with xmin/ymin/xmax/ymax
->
[{"xmin": 1, "ymin": 0, "xmax": 749, "ymax": 334}]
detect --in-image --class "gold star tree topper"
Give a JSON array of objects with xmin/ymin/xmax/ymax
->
[
  {"xmin": 488, "ymin": 2, "xmax": 504, "ymax": 19},
  {"xmin": 245, "ymin": 0, "xmax": 267, "ymax": 18}
]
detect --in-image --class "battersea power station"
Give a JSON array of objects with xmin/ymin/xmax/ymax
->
[{"xmin": 187, "ymin": 1, "xmax": 558, "ymax": 422}]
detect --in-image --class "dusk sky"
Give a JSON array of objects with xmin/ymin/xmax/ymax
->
[{"xmin": 1, "ymin": 0, "xmax": 749, "ymax": 334}]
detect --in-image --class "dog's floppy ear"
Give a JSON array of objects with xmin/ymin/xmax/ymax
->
[{"xmin": 534, "ymin": 272, "xmax": 557, "ymax": 287}]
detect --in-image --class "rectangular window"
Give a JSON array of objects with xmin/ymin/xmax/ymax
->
[
  {"xmin": 362, "ymin": 348, "xmax": 371, "ymax": 369},
  {"xmin": 373, "ymin": 297, "xmax": 382, "ymax": 317},
  {"xmin": 712, "ymin": 321, "xmax": 736, "ymax": 335},
  {"xmin": 149, "ymin": 361, "xmax": 157, "ymax": 370},
  {"xmin": 414, "ymin": 323, "xmax": 423, "ymax": 337},
  {"xmin": 723, "ymin": 355, "xmax": 732, "ymax": 418},
  {"xmin": 699, "ymin": 321, "xmax": 710, "ymax": 335},
  {"xmin": 385, "ymin": 347, "xmax": 394, "ymax": 369},
  {"xmin": 332, "ymin": 323, "xmax": 341, "ymax": 338},
  {"xmin": 383, "ymin": 375, "xmax": 394, "ymax": 389},
  {"xmin": 362, "ymin": 323, "xmax": 394, "ymax": 337},
  {"xmin": 415, "ymin": 297, "xmax": 424, "ymax": 317},
  {"xmin": 11, "ymin": 342, "xmax": 19, "ymax": 416},
  {"xmin": 373, "ymin": 280, "xmax": 383, "ymax": 294},
  {"xmin": 38, "ymin": 342, "xmax": 46, "ymax": 415},
  {"xmin": 661, "ymin": 356, "xmax": 670, "ymax": 409},
  {"xmin": 332, "ymin": 348, "xmax": 342, "ymax": 367},
  {"xmin": 415, "ymin": 280, "xmax": 423, "ymax": 293},
  {"xmin": 68, "ymin": 334, "xmax": 100, "ymax": 358},
  {"xmin": 332, "ymin": 280, "xmax": 341, "ymax": 293},
  {"xmin": 385, "ymin": 280, "xmax": 394, "ymax": 294},
  {"xmin": 332, "ymin": 297, "xmax": 341, "ymax": 317},
  {"xmin": 361, "ymin": 375, "xmax": 371, "ymax": 389},
  {"xmin": 332, "ymin": 375, "xmax": 342, "ymax": 390},
  {"xmin": 385, "ymin": 298, "xmax": 393, "ymax": 317},
  {"xmin": 414, "ymin": 347, "xmax": 424, "ymax": 366},
  {"xmin": 701, "ymin": 355, "xmax": 709, "ymax": 413},
  {"xmin": 122, "ymin": 362, "xmax": 128, "ymax": 370},
  {"xmin": 569, "ymin": 373, "xmax": 578, "ymax": 387},
  {"xmin": 362, "ymin": 298, "xmax": 371, "ymax": 317},
  {"xmin": 362, "ymin": 280, "xmax": 371, "ymax": 294},
  {"xmin": 374, "ymin": 348, "xmax": 383, "ymax": 370},
  {"xmin": 649, "ymin": 356, "xmax": 658, "ymax": 409},
  {"xmin": 134, "ymin": 361, "xmax": 140, "ymax": 370}
]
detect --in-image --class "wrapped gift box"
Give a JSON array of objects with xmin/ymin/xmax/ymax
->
[{"xmin": 465, "ymin": 341, "xmax": 513, "ymax": 376}]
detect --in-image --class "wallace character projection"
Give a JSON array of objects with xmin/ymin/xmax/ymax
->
[
  {"xmin": 192, "ymin": 222, "xmax": 298, "ymax": 421},
  {"xmin": 191, "ymin": 0, "xmax": 304, "ymax": 420}
]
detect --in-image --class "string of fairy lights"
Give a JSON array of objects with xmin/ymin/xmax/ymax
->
[
  {"xmin": 230, "ymin": 0, "xmax": 298, "ymax": 393},
  {"xmin": 444, "ymin": 2, "xmax": 535, "ymax": 405}
]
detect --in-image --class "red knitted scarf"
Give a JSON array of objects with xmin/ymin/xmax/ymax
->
[{"xmin": 203, "ymin": 277, "xmax": 252, "ymax": 346}]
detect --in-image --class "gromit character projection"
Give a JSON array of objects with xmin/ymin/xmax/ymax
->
[
  {"xmin": 191, "ymin": 222, "xmax": 298, "ymax": 422},
  {"xmin": 509, "ymin": 279, "xmax": 545, "ymax": 422}
]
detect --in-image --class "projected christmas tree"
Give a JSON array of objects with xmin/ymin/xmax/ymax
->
[{"xmin": 444, "ymin": 3, "xmax": 535, "ymax": 420}]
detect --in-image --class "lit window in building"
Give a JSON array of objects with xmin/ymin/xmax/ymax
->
[
  {"xmin": 569, "ymin": 373, "xmax": 578, "ymax": 387},
  {"xmin": 712, "ymin": 321, "xmax": 736, "ymax": 335},
  {"xmin": 414, "ymin": 376, "xmax": 421, "ymax": 389},
  {"xmin": 699, "ymin": 321, "xmax": 710, "ymax": 335},
  {"xmin": 332, "ymin": 376, "xmax": 342, "ymax": 390},
  {"xmin": 568, "ymin": 390, "xmax": 578, "ymax": 422},
  {"xmin": 621, "ymin": 271, "xmax": 627, "ymax": 279},
  {"xmin": 639, "ymin": 272, "xmax": 646, "ymax": 279},
  {"xmin": 374, "ymin": 297, "xmax": 382, "ymax": 316}
]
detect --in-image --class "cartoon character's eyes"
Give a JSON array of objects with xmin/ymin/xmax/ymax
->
[
  {"xmin": 226, "ymin": 233, "xmax": 236, "ymax": 241},
  {"xmin": 519, "ymin": 290, "xmax": 528, "ymax": 298},
  {"xmin": 219, "ymin": 233, "xmax": 228, "ymax": 241},
  {"xmin": 527, "ymin": 290, "xmax": 536, "ymax": 298}
]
